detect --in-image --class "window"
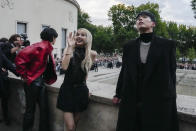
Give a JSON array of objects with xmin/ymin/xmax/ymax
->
[
  {"xmin": 62, "ymin": 28, "xmax": 67, "ymax": 54},
  {"xmin": 17, "ymin": 22, "xmax": 27, "ymax": 34}
]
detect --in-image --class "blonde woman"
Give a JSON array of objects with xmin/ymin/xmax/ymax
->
[{"xmin": 57, "ymin": 28, "xmax": 97, "ymax": 131}]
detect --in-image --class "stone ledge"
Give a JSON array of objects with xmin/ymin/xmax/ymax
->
[
  {"xmin": 178, "ymin": 112, "xmax": 196, "ymax": 124},
  {"xmin": 5, "ymin": 69, "xmax": 196, "ymax": 131}
]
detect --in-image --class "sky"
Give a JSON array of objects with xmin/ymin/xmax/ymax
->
[{"xmin": 76, "ymin": 0, "xmax": 196, "ymax": 27}]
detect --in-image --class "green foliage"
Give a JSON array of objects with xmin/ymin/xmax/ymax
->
[
  {"xmin": 107, "ymin": 2, "xmax": 172, "ymax": 48},
  {"xmin": 176, "ymin": 48, "xmax": 181, "ymax": 61},
  {"xmin": 78, "ymin": 10, "xmax": 91, "ymax": 29},
  {"xmin": 108, "ymin": 4, "xmax": 138, "ymax": 48},
  {"xmin": 191, "ymin": 0, "xmax": 196, "ymax": 18},
  {"xmin": 108, "ymin": 4, "xmax": 136, "ymax": 33},
  {"xmin": 78, "ymin": 11, "xmax": 115, "ymax": 53},
  {"xmin": 176, "ymin": 25, "xmax": 196, "ymax": 57},
  {"xmin": 93, "ymin": 26, "xmax": 114, "ymax": 53},
  {"xmin": 77, "ymin": 3, "xmax": 196, "ymax": 55},
  {"xmin": 166, "ymin": 22, "xmax": 179, "ymax": 40},
  {"xmin": 187, "ymin": 48, "xmax": 196, "ymax": 63}
]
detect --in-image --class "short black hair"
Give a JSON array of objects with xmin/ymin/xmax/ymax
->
[
  {"xmin": 136, "ymin": 10, "xmax": 156, "ymax": 23},
  {"xmin": 40, "ymin": 28, "xmax": 58, "ymax": 42},
  {"xmin": 8, "ymin": 34, "xmax": 21, "ymax": 43},
  {"xmin": 0, "ymin": 37, "xmax": 8, "ymax": 43}
]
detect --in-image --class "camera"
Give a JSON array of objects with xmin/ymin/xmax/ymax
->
[{"xmin": 20, "ymin": 33, "xmax": 30, "ymax": 47}]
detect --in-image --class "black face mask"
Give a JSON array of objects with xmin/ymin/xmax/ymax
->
[{"xmin": 140, "ymin": 33, "xmax": 153, "ymax": 43}]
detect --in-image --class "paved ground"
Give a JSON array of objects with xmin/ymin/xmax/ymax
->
[{"xmin": 177, "ymin": 95, "xmax": 196, "ymax": 115}]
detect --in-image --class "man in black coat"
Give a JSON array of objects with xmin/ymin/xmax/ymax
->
[
  {"xmin": 0, "ymin": 47, "xmax": 18, "ymax": 124},
  {"xmin": 0, "ymin": 35, "xmax": 22, "ymax": 125},
  {"xmin": 0, "ymin": 38, "xmax": 10, "ymax": 125},
  {"xmin": 113, "ymin": 11, "xmax": 179, "ymax": 131}
]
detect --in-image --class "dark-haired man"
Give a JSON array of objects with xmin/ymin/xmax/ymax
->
[
  {"xmin": 113, "ymin": 11, "xmax": 179, "ymax": 131},
  {"xmin": 1, "ymin": 34, "xmax": 23, "ymax": 62},
  {"xmin": 0, "ymin": 37, "xmax": 14, "ymax": 125},
  {"xmin": 0, "ymin": 36, "xmax": 23, "ymax": 125},
  {"xmin": 15, "ymin": 28, "xmax": 58, "ymax": 131}
]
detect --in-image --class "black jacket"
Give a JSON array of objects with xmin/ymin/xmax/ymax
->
[
  {"xmin": 115, "ymin": 35, "xmax": 179, "ymax": 131},
  {"xmin": 0, "ymin": 42, "xmax": 17, "ymax": 62},
  {"xmin": 0, "ymin": 48, "xmax": 18, "ymax": 97}
]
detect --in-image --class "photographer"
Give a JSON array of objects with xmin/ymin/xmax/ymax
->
[
  {"xmin": 0, "ymin": 37, "xmax": 20, "ymax": 125},
  {"xmin": 0, "ymin": 35, "xmax": 22, "ymax": 125},
  {"xmin": 7, "ymin": 34, "xmax": 24, "ymax": 62},
  {"xmin": 20, "ymin": 33, "xmax": 30, "ymax": 48}
]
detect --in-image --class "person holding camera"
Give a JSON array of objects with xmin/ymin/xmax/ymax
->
[
  {"xmin": 0, "ymin": 35, "xmax": 23, "ymax": 125},
  {"xmin": 20, "ymin": 33, "xmax": 30, "ymax": 47},
  {"xmin": 6, "ymin": 34, "xmax": 24, "ymax": 62},
  {"xmin": 0, "ymin": 34, "xmax": 24, "ymax": 63},
  {"xmin": 0, "ymin": 37, "xmax": 12, "ymax": 125}
]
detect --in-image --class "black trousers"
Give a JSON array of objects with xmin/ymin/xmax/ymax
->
[
  {"xmin": 133, "ymin": 102, "xmax": 142, "ymax": 131},
  {"xmin": 23, "ymin": 79, "xmax": 50, "ymax": 131},
  {"xmin": 1, "ymin": 78, "xmax": 9, "ymax": 121}
]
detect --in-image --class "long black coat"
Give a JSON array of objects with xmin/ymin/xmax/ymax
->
[
  {"xmin": 0, "ymin": 48, "xmax": 17, "ymax": 97},
  {"xmin": 115, "ymin": 36, "xmax": 179, "ymax": 131}
]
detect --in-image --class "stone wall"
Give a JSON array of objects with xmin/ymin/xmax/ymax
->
[{"xmin": 0, "ymin": 69, "xmax": 196, "ymax": 131}]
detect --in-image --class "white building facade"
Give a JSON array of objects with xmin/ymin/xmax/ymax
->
[{"xmin": 0, "ymin": 0, "xmax": 79, "ymax": 58}]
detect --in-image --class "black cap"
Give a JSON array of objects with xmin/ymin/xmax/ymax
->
[{"xmin": 136, "ymin": 10, "xmax": 156, "ymax": 22}]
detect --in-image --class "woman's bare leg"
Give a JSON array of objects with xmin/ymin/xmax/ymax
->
[
  {"xmin": 74, "ymin": 112, "xmax": 81, "ymax": 130},
  {"xmin": 64, "ymin": 112, "xmax": 75, "ymax": 131}
]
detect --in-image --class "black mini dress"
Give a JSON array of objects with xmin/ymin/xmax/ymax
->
[{"xmin": 56, "ymin": 47, "xmax": 89, "ymax": 112}]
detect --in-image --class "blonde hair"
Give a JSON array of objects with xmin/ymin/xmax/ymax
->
[{"xmin": 77, "ymin": 28, "xmax": 93, "ymax": 74}]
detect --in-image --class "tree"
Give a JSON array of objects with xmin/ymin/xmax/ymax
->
[
  {"xmin": 176, "ymin": 48, "xmax": 181, "ymax": 61},
  {"xmin": 108, "ymin": 4, "xmax": 136, "ymax": 33},
  {"xmin": 78, "ymin": 11, "xmax": 116, "ymax": 53},
  {"xmin": 166, "ymin": 22, "xmax": 179, "ymax": 40},
  {"xmin": 108, "ymin": 4, "xmax": 138, "ymax": 48},
  {"xmin": 78, "ymin": 3, "xmax": 196, "ymax": 54},
  {"xmin": 187, "ymin": 48, "xmax": 196, "ymax": 63},
  {"xmin": 108, "ymin": 2, "xmax": 171, "ymax": 49},
  {"xmin": 93, "ymin": 26, "xmax": 114, "ymax": 53},
  {"xmin": 177, "ymin": 25, "xmax": 187, "ymax": 56},
  {"xmin": 78, "ymin": 10, "xmax": 91, "ymax": 29},
  {"xmin": 191, "ymin": 0, "xmax": 196, "ymax": 19}
]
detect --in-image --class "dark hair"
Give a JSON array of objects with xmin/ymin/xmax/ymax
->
[
  {"xmin": 0, "ymin": 37, "xmax": 8, "ymax": 43},
  {"xmin": 40, "ymin": 28, "xmax": 58, "ymax": 42},
  {"xmin": 136, "ymin": 10, "xmax": 156, "ymax": 23},
  {"xmin": 9, "ymin": 34, "xmax": 21, "ymax": 43}
]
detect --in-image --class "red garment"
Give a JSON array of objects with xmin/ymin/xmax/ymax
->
[{"xmin": 15, "ymin": 41, "xmax": 57, "ymax": 85}]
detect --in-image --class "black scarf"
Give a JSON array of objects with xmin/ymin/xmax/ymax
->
[{"xmin": 139, "ymin": 32, "xmax": 153, "ymax": 43}]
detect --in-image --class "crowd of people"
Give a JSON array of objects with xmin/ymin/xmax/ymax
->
[
  {"xmin": 55, "ymin": 54, "xmax": 122, "ymax": 74},
  {"xmin": 0, "ymin": 10, "xmax": 182, "ymax": 131},
  {"xmin": 177, "ymin": 62, "xmax": 196, "ymax": 70},
  {"xmin": 90, "ymin": 55, "xmax": 122, "ymax": 71}
]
